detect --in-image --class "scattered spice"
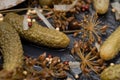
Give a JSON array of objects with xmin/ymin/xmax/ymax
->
[
  {"xmin": 52, "ymin": 0, "xmax": 92, "ymax": 31},
  {"xmin": 73, "ymin": 13, "xmax": 108, "ymax": 43},
  {"xmin": 71, "ymin": 40, "xmax": 106, "ymax": 75},
  {"xmin": 54, "ymin": 0, "xmax": 92, "ymax": 13},
  {"xmin": 0, "ymin": 53, "xmax": 69, "ymax": 80},
  {"xmin": 52, "ymin": 10, "xmax": 69, "ymax": 30}
]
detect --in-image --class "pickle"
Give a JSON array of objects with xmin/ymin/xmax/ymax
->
[
  {"xmin": 4, "ymin": 13, "xmax": 70, "ymax": 48},
  {"xmin": 101, "ymin": 64, "xmax": 120, "ymax": 80},
  {"xmin": 93, "ymin": 0, "xmax": 109, "ymax": 14},
  {"xmin": 100, "ymin": 26, "xmax": 120, "ymax": 60},
  {"xmin": 39, "ymin": 0, "xmax": 53, "ymax": 7},
  {"xmin": 0, "ymin": 22, "xmax": 23, "ymax": 71}
]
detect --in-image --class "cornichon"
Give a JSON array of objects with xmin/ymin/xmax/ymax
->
[
  {"xmin": 4, "ymin": 13, "xmax": 70, "ymax": 48},
  {"xmin": 100, "ymin": 26, "xmax": 120, "ymax": 60},
  {"xmin": 93, "ymin": 0, "xmax": 109, "ymax": 14},
  {"xmin": 0, "ymin": 22, "xmax": 23, "ymax": 71},
  {"xmin": 101, "ymin": 64, "xmax": 120, "ymax": 80}
]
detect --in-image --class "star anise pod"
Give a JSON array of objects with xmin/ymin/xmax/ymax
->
[
  {"xmin": 71, "ymin": 40, "xmax": 106, "ymax": 75},
  {"xmin": 74, "ymin": 13, "xmax": 108, "ymax": 44}
]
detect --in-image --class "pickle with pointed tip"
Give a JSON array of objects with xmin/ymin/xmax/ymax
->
[
  {"xmin": 100, "ymin": 26, "xmax": 120, "ymax": 60},
  {"xmin": 0, "ymin": 22, "xmax": 23, "ymax": 71},
  {"xmin": 4, "ymin": 13, "xmax": 70, "ymax": 48},
  {"xmin": 93, "ymin": 0, "xmax": 109, "ymax": 14}
]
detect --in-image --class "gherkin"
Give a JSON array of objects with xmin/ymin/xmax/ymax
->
[
  {"xmin": 100, "ymin": 26, "xmax": 120, "ymax": 60},
  {"xmin": 0, "ymin": 22, "xmax": 23, "ymax": 71},
  {"xmin": 4, "ymin": 13, "xmax": 70, "ymax": 48},
  {"xmin": 101, "ymin": 64, "xmax": 120, "ymax": 80}
]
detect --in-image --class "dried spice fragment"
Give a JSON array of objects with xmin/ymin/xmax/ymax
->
[
  {"xmin": 0, "ymin": 53, "xmax": 69, "ymax": 80},
  {"xmin": 53, "ymin": 10, "xmax": 69, "ymax": 31},
  {"xmin": 54, "ymin": 0, "xmax": 91, "ymax": 13},
  {"xmin": 52, "ymin": 0, "xmax": 92, "ymax": 31},
  {"xmin": 74, "ymin": 13, "xmax": 108, "ymax": 43},
  {"xmin": 71, "ymin": 40, "xmax": 106, "ymax": 75}
]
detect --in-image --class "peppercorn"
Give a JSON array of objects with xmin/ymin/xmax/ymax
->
[{"xmin": 28, "ymin": 22, "xmax": 32, "ymax": 27}]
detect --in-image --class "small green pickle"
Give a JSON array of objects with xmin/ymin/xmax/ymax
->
[
  {"xmin": 101, "ymin": 64, "xmax": 120, "ymax": 80},
  {"xmin": 0, "ymin": 22, "xmax": 23, "ymax": 71},
  {"xmin": 4, "ymin": 13, "xmax": 70, "ymax": 48}
]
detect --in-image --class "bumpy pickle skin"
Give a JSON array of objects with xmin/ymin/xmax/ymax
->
[
  {"xmin": 100, "ymin": 26, "xmax": 120, "ymax": 60},
  {"xmin": 4, "ymin": 13, "xmax": 70, "ymax": 48},
  {"xmin": 101, "ymin": 64, "xmax": 120, "ymax": 80},
  {"xmin": 0, "ymin": 22, "xmax": 23, "ymax": 71}
]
